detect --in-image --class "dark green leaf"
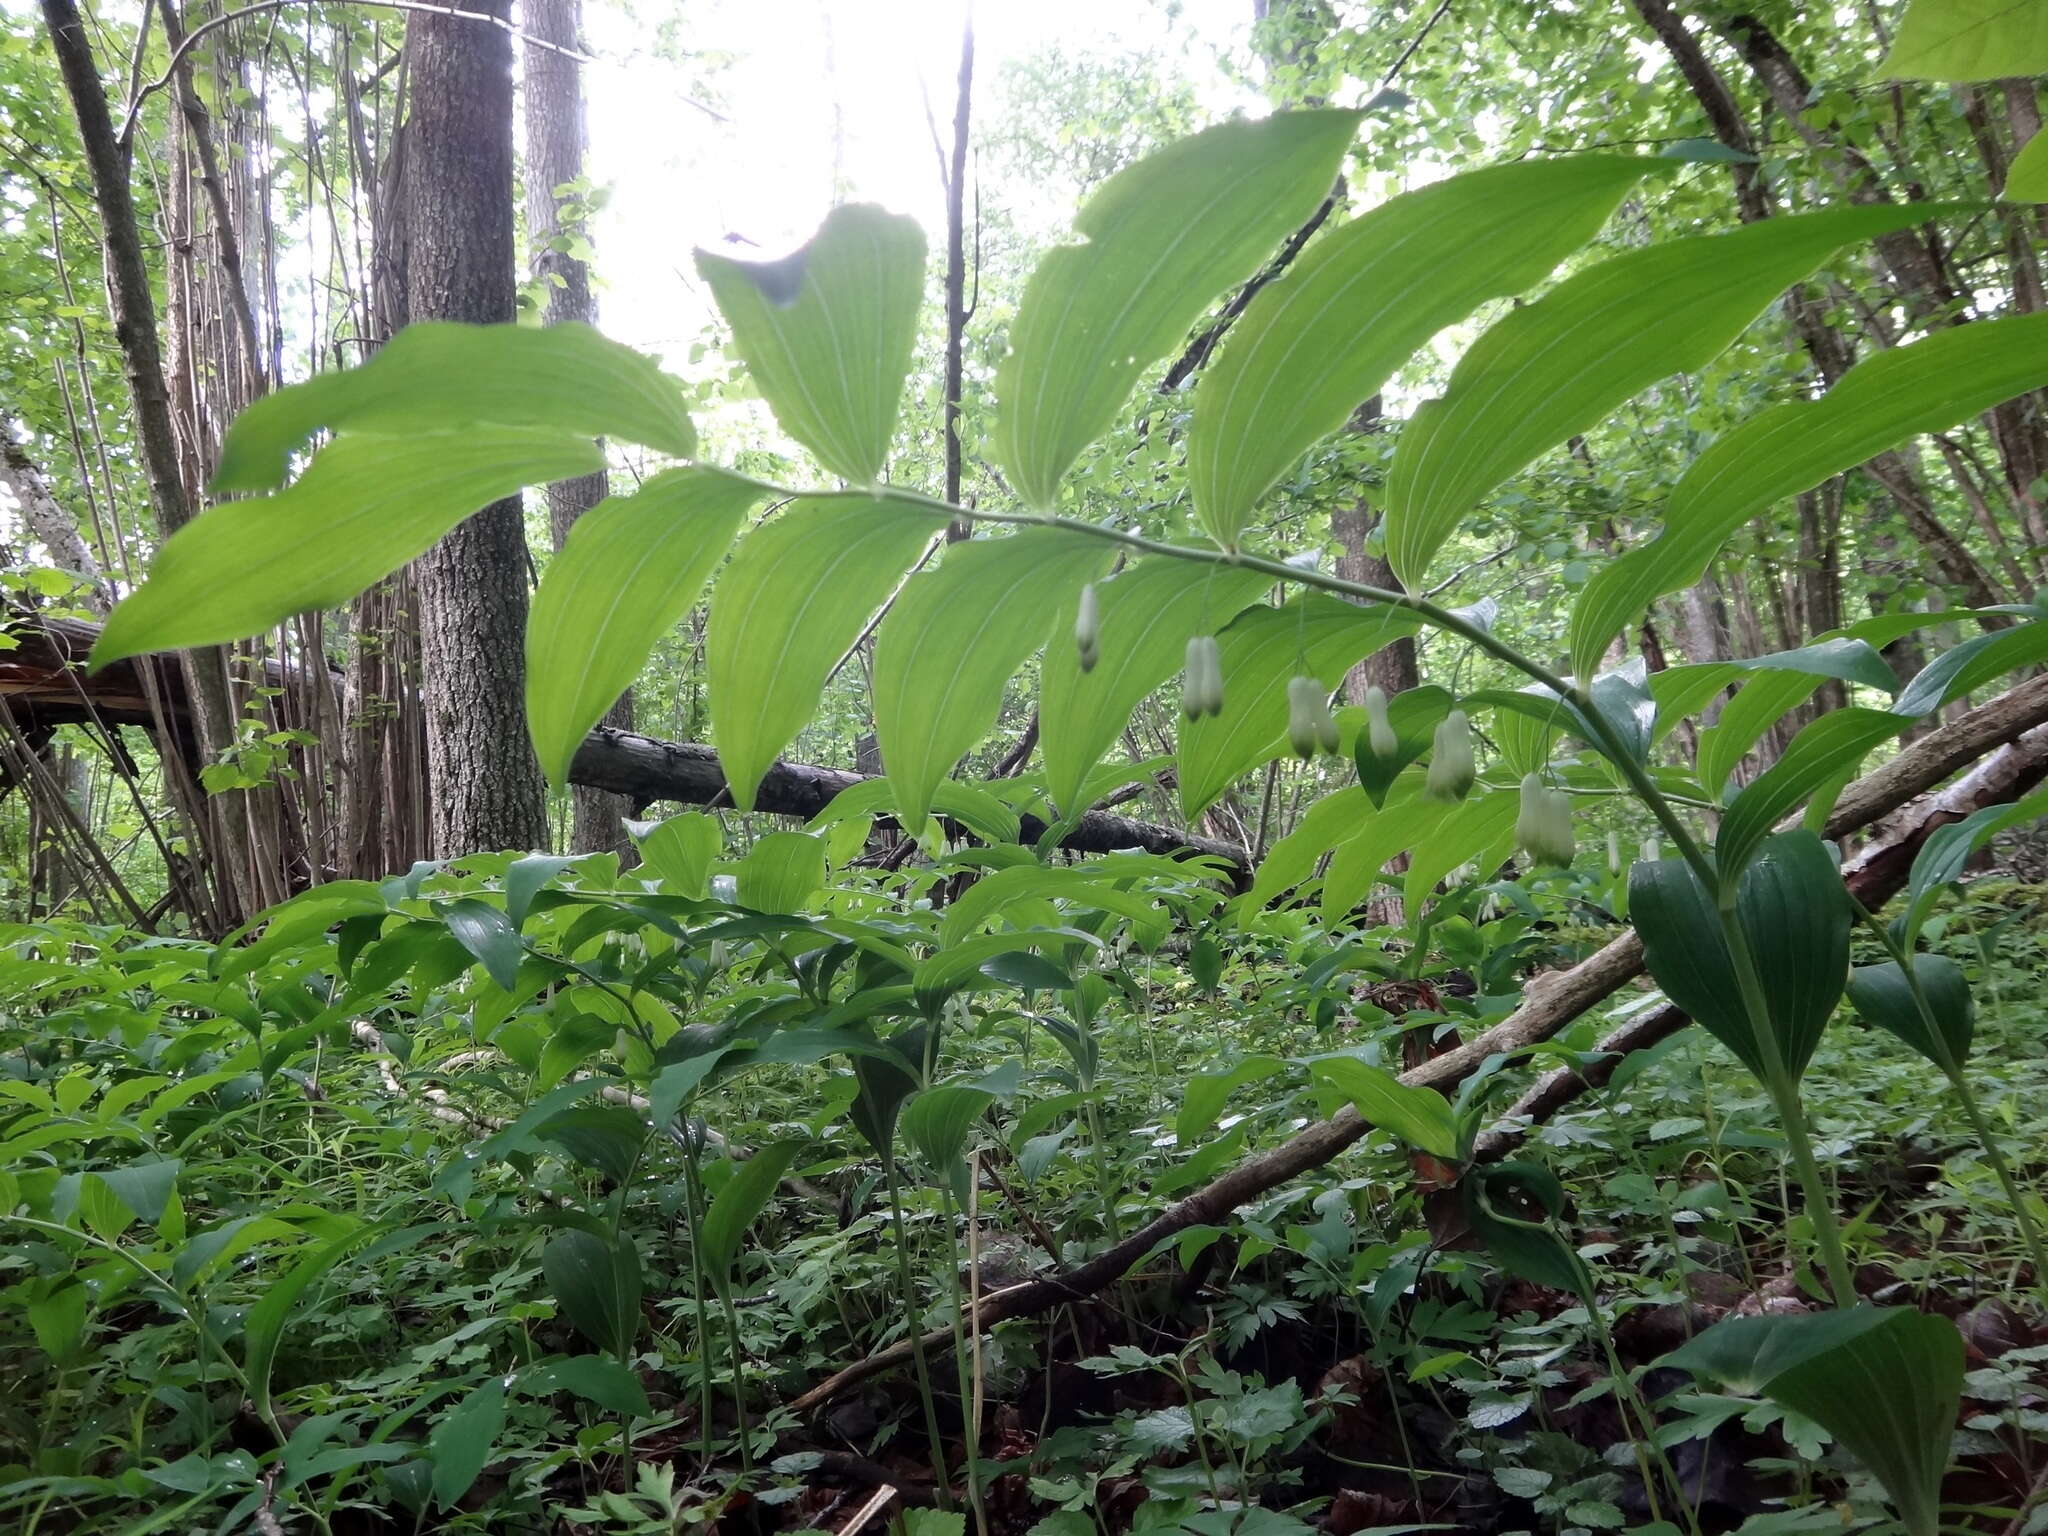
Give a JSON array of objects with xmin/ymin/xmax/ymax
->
[
  {"xmin": 542, "ymin": 1229, "xmax": 643, "ymax": 1356},
  {"xmin": 1717, "ymin": 709, "xmax": 1906, "ymax": 876},
  {"xmin": 520, "ymin": 1355, "xmax": 650, "ymax": 1418},
  {"xmin": 1354, "ymin": 686, "xmax": 1454, "ymax": 808},
  {"xmin": 700, "ymin": 1139, "xmax": 804, "ymax": 1285},
  {"xmin": 428, "ymin": 1378, "xmax": 506, "ymax": 1510},
  {"xmin": 441, "ymin": 898, "xmax": 523, "ymax": 991},
  {"xmin": 1845, "ymin": 955, "xmax": 1974, "ymax": 1069},
  {"xmin": 1461, "ymin": 1162, "xmax": 1586, "ymax": 1297}
]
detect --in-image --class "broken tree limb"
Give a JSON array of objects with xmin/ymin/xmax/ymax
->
[
  {"xmin": 1470, "ymin": 720, "xmax": 2048, "ymax": 1164},
  {"xmin": 789, "ymin": 674, "xmax": 2048, "ymax": 1411},
  {"xmin": 0, "ymin": 613, "xmax": 1250, "ymax": 881}
]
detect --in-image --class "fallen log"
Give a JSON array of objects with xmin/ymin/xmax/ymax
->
[
  {"xmin": 0, "ymin": 612, "xmax": 1249, "ymax": 878},
  {"xmin": 789, "ymin": 674, "xmax": 2048, "ymax": 1411}
]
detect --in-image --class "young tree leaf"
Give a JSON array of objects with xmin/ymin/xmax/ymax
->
[
  {"xmin": 695, "ymin": 205, "xmax": 926, "ymax": 486},
  {"xmin": 1308, "ymin": 1056, "xmax": 1458, "ymax": 1159},
  {"xmin": 874, "ymin": 528, "xmax": 1114, "ymax": 824},
  {"xmin": 92, "ymin": 429, "xmax": 601, "ymax": 668},
  {"xmin": 1191, "ymin": 155, "xmax": 1653, "ymax": 548},
  {"xmin": 1879, "ymin": 0, "xmax": 2048, "ymax": 80},
  {"xmin": 1179, "ymin": 593, "xmax": 1423, "ymax": 820},
  {"xmin": 1665, "ymin": 1307, "xmax": 1962, "ymax": 1536},
  {"xmin": 1040, "ymin": 560, "xmax": 1274, "ymax": 816},
  {"xmin": 1717, "ymin": 709, "xmax": 1906, "ymax": 876},
  {"xmin": 1461, "ymin": 1161, "xmax": 1587, "ymax": 1296},
  {"xmin": 1570, "ymin": 313, "xmax": 2048, "ymax": 676},
  {"xmin": 708, "ymin": 498, "xmax": 946, "ymax": 810},
  {"xmin": 542, "ymin": 1229, "xmax": 643, "ymax": 1356},
  {"xmin": 526, "ymin": 468, "xmax": 763, "ymax": 787},
  {"xmin": 212, "ymin": 322, "xmax": 694, "ymax": 492},
  {"xmin": 700, "ymin": 1138, "xmax": 804, "ymax": 1286},
  {"xmin": 1846, "ymin": 955, "xmax": 1975, "ymax": 1069},
  {"xmin": 994, "ymin": 109, "xmax": 1360, "ymax": 510},
  {"xmin": 428, "ymin": 1378, "xmax": 507, "ymax": 1510},
  {"xmin": 1383, "ymin": 202, "xmax": 1946, "ymax": 590},
  {"xmin": 1629, "ymin": 830, "xmax": 1849, "ymax": 1084},
  {"xmin": 734, "ymin": 831, "xmax": 826, "ymax": 914}
]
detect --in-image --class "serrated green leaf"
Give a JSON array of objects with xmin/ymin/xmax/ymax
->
[
  {"xmin": 995, "ymin": 109, "xmax": 1360, "ymax": 509},
  {"xmin": 695, "ymin": 205, "xmax": 926, "ymax": 485},
  {"xmin": 1846, "ymin": 955, "xmax": 1975, "ymax": 1069},
  {"xmin": 708, "ymin": 498, "xmax": 946, "ymax": 811},
  {"xmin": 700, "ymin": 1138, "xmax": 803, "ymax": 1285},
  {"xmin": 1179, "ymin": 593, "xmax": 1423, "ymax": 819},
  {"xmin": 1383, "ymin": 202, "xmax": 1950, "ymax": 590},
  {"xmin": 93, "ymin": 429, "xmax": 600, "ymax": 668},
  {"xmin": 1570, "ymin": 313, "xmax": 2048, "ymax": 675},
  {"xmin": 527, "ymin": 468, "xmax": 763, "ymax": 786},
  {"xmin": 1191, "ymin": 155, "xmax": 1652, "ymax": 547},
  {"xmin": 874, "ymin": 528, "xmax": 1114, "ymax": 824},
  {"xmin": 1880, "ymin": 0, "xmax": 2048, "ymax": 80},
  {"xmin": 211, "ymin": 321, "xmax": 694, "ymax": 492},
  {"xmin": 1629, "ymin": 831, "xmax": 1849, "ymax": 1084},
  {"xmin": 1040, "ymin": 560, "xmax": 1274, "ymax": 816},
  {"xmin": 543, "ymin": 1229, "xmax": 643, "ymax": 1356}
]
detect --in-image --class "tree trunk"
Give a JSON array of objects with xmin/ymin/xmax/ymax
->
[
  {"xmin": 401, "ymin": 0, "xmax": 549, "ymax": 856},
  {"xmin": 523, "ymin": 0, "xmax": 629, "ymax": 857}
]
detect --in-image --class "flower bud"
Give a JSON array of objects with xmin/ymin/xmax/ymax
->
[
  {"xmin": 1286, "ymin": 675, "xmax": 1323, "ymax": 759},
  {"xmin": 1517, "ymin": 774, "xmax": 1576, "ymax": 867},
  {"xmin": 1074, "ymin": 583, "xmax": 1101, "ymax": 673},
  {"xmin": 1606, "ymin": 829, "xmax": 1621, "ymax": 875},
  {"xmin": 1362, "ymin": 685, "xmax": 1397, "ymax": 761},
  {"xmin": 1183, "ymin": 635, "xmax": 1223, "ymax": 719},
  {"xmin": 1315, "ymin": 702, "xmax": 1342, "ymax": 756},
  {"xmin": 1423, "ymin": 709, "xmax": 1475, "ymax": 802},
  {"xmin": 1639, "ymin": 837, "xmax": 1661, "ymax": 866}
]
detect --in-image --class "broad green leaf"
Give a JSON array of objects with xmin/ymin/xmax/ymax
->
[
  {"xmin": 1354, "ymin": 686, "xmax": 1454, "ymax": 808},
  {"xmin": 212, "ymin": 321, "xmax": 694, "ymax": 492},
  {"xmin": 1457, "ymin": 685, "xmax": 1574, "ymax": 775},
  {"xmin": 1191, "ymin": 155, "xmax": 1652, "ymax": 547},
  {"xmin": 527, "ymin": 469, "xmax": 763, "ymax": 787},
  {"xmin": 1893, "ymin": 617, "xmax": 2048, "ymax": 718},
  {"xmin": 1846, "ymin": 955, "xmax": 1975, "ymax": 1069},
  {"xmin": 912, "ymin": 928, "xmax": 1102, "ymax": 1009},
  {"xmin": 695, "ymin": 205, "xmax": 926, "ymax": 485},
  {"xmin": 1879, "ymin": 0, "xmax": 2048, "ymax": 79},
  {"xmin": 708, "ymin": 498, "xmax": 946, "ymax": 811},
  {"xmin": 1461, "ymin": 1162, "xmax": 1586, "ymax": 1296},
  {"xmin": 938, "ymin": 862, "xmax": 1156, "ymax": 946},
  {"xmin": 242, "ymin": 1222, "xmax": 375, "ymax": 1420},
  {"xmin": 900, "ymin": 1067, "xmax": 1020, "ymax": 1201},
  {"xmin": 1040, "ymin": 560, "xmax": 1274, "ymax": 815},
  {"xmin": 441, "ymin": 898, "xmax": 523, "ymax": 991},
  {"xmin": 535, "ymin": 1105, "xmax": 646, "ymax": 1182},
  {"xmin": 874, "ymin": 528, "xmax": 1114, "ymax": 823},
  {"xmin": 1241, "ymin": 785, "xmax": 1376, "ymax": 913},
  {"xmin": 428, "ymin": 1378, "xmax": 507, "ymax": 1510},
  {"xmin": 1629, "ymin": 831, "xmax": 1849, "ymax": 1084},
  {"xmin": 734, "ymin": 831, "xmax": 825, "ymax": 914},
  {"xmin": 2009, "ymin": 126, "xmax": 2048, "ymax": 200},
  {"xmin": 1898, "ymin": 785, "xmax": 2048, "ymax": 943},
  {"xmin": 1666, "ymin": 1308, "xmax": 1961, "ymax": 1536},
  {"xmin": 1308, "ymin": 1055, "xmax": 1458, "ymax": 1159},
  {"xmin": 504, "ymin": 855, "xmax": 576, "ymax": 927},
  {"xmin": 1403, "ymin": 788, "xmax": 1517, "ymax": 908},
  {"xmin": 1570, "ymin": 312, "xmax": 2048, "ymax": 675},
  {"xmin": 1717, "ymin": 709, "xmax": 1906, "ymax": 875},
  {"xmin": 1179, "ymin": 593, "xmax": 1424, "ymax": 819},
  {"xmin": 805, "ymin": 776, "xmax": 1024, "ymax": 847},
  {"xmin": 1384, "ymin": 202, "xmax": 1947, "ymax": 590},
  {"xmin": 542, "ymin": 1229, "xmax": 643, "ymax": 1356},
  {"xmin": 93, "ymin": 429, "xmax": 600, "ymax": 668},
  {"xmin": 994, "ymin": 109, "xmax": 1360, "ymax": 509},
  {"xmin": 520, "ymin": 1355, "xmax": 651, "ymax": 1419},
  {"xmin": 700, "ymin": 1138, "xmax": 804, "ymax": 1285},
  {"xmin": 631, "ymin": 812, "xmax": 722, "ymax": 898},
  {"xmin": 1323, "ymin": 783, "xmax": 1458, "ymax": 920},
  {"xmin": 1176, "ymin": 1056, "xmax": 1287, "ymax": 1144}
]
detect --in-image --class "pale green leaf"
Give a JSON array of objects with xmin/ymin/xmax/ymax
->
[
  {"xmin": 1039, "ymin": 560, "xmax": 1273, "ymax": 816},
  {"xmin": 874, "ymin": 528, "xmax": 1114, "ymax": 824},
  {"xmin": 734, "ymin": 831, "xmax": 825, "ymax": 914},
  {"xmin": 527, "ymin": 468, "xmax": 763, "ymax": 787},
  {"xmin": 994, "ymin": 109, "xmax": 1360, "ymax": 509},
  {"xmin": 631, "ymin": 812, "xmax": 723, "ymax": 898},
  {"xmin": 94, "ymin": 429, "xmax": 600, "ymax": 668},
  {"xmin": 1308, "ymin": 1056, "xmax": 1458, "ymax": 1159},
  {"xmin": 2008, "ymin": 125, "xmax": 2048, "ymax": 201},
  {"xmin": 707, "ymin": 498, "xmax": 947, "ymax": 811},
  {"xmin": 1879, "ymin": 0, "xmax": 2048, "ymax": 80},
  {"xmin": 695, "ymin": 205, "xmax": 926, "ymax": 485},
  {"xmin": 1384, "ymin": 202, "xmax": 1949, "ymax": 590},
  {"xmin": 1569, "ymin": 312, "xmax": 2048, "ymax": 676},
  {"xmin": 212, "ymin": 321, "xmax": 695, "ymax": 492},
  {"xmin": 1191, "ymin": 155, "xmax": 1653, "ymax": 547}
]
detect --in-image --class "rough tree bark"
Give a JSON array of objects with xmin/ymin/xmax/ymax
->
[
  {"xmin": 401, "ymin": 0, "xmax": 550, "ymax": 856},
  {"xmin": 522, "ymin": 0, "xmax": 630, "ymax": 857}
]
